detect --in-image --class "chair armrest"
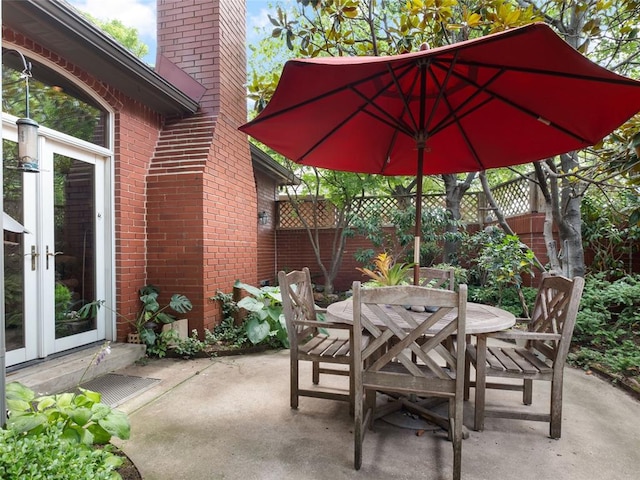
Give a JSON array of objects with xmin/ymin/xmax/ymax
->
[
  {"xmin": 488, "ymin": 330, "xmax": 562, "ymax": 341},
  {"xmin": 293, "ymin": 320, "xmax": 352, "ymax": 330},
  {"xmin": 515, "ymin": 317, "xmax": 531, "ymax": 323}
]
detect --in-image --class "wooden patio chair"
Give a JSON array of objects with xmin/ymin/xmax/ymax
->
[
  {"xmin": 418, "ymin": 266, "xmax": 455, "ymax": 290},
  {"xmin": 278, "ymin": 268, "xmax": 354, "ymax": 409},
  {"xmin": 352, "ymin": 282, "xmax": 467, "ymax": 480},
  {"xmin": 465, "ymin": 273, "xmax": 585, "ymax": 439}
]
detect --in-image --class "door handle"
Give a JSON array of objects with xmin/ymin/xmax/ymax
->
[
  {"xmin": 46, "ymin": 245, "xmax": 63, "ymax": 270},
  {"xmin": 28, "ymin": 245, "xmax": 39, "ymax": 271}
]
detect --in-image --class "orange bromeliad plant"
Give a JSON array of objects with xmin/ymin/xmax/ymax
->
[{"xmin": 356, "ymin": 252, "xmax": 413, "ymax": 286}]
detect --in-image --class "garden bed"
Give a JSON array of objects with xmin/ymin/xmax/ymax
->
[{"xmin": 165, "ymin": 343, "xmax": 272, "ymax": 359}]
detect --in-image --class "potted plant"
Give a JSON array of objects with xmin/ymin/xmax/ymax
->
[
  {"xmin": 79, "ymin": 285, "xmax": 193, "ymax": 347},
  {"xmin": 128, "ymin": 285, "xmax": 193, "ymax": 346},
  {"xmin": 356, "ymin": 252, "xmax": 413, "ymax": 287}
]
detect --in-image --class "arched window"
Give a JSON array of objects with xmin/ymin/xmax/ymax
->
[{"xmin": 2, "ymin": 49, "xmax": 108, "ymax": 147}]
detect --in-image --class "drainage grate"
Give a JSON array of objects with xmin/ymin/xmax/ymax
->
[{"xmin": 79, "ymin": 374, "xmax": 160, "ymax": 406}]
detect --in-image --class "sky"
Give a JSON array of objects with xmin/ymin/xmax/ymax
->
[{"xmin": 68, "ymin": 0, "xmax": 274, "ymax": 65}]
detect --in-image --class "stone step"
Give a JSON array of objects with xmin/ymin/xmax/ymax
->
[{"xmin": 6, "ymin": 343, "xmax": 146, "ymax": 395}]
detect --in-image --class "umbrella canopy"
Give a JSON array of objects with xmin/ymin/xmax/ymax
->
[{"xmin": 240, "ymin": 22, "xmax": 640, "ymax": 283}]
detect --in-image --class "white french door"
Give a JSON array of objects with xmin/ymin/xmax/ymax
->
[{"xmin": 4, "ymin": 123, "xmax": 109, "ymax": 366}]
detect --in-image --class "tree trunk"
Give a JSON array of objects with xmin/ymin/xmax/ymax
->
[
  {"xmin": 533, "ymin": 155, "xmax": 585, "ymax": 278},
  {"xmin": 557, "ymin": 152, "xmax": 586, "ymax": 278},
  {"xmin": 442, "ymin": 173, "xmax": 475, "ymax": 263}
]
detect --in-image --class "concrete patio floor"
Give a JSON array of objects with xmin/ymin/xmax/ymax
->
[{"xmin": 112, "ymin": 349, "xmax": 640, "ymax": 480}]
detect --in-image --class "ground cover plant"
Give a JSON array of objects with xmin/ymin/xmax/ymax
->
[
  {"xmin": 1, "ymin": 381, "xmax": 130, "ymax": 479},
  {"xmin": 568, "ymin": 273, "xmax": 640, "ymax": 393}
]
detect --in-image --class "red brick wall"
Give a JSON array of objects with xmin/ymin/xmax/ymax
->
[
  {"xmin": 115, "ymin": 106, "xmax": 164, "ymax": 340},
  {"xmin": 277, "ymin": 229, "xmax": 379, "ymax": 292},
  {"xmin": 276, "ymin": 213, "xmax": 554, "ymax": 292},
  {"xmin": 156, "ymin": 0, "xmax": 256, "ymax": 332}
]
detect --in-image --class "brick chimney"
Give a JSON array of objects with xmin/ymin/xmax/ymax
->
[{"xmin": 148, "ymin": 0, "xmax": 256, "ymax": 331}]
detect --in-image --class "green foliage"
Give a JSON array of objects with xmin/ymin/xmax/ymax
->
[
  {"xmin": 570, "ymin": 274, "xmax": 640, "ymax": 380},
  {"xmin": 205, "ymin": 317, "xmax": 249, "ymax": 349},
  {"xmin": 0, "ymin": 424, "xmax": 122, "ymax": 480},
  {"xmin": 79, "ymin": 285, "xmax": 192, "ymax": 349},
  {"xmin": 5, "ymin": 382, "xmax": 130, "ymax": 445},
  {"xmin": 581, "ymin": 193, "xmax": 640, "ymax": 279},
  {"xmin": 234, "ymin": 282, "xmax": 289, "ymax": 347},
  {"xmin": 468, "ymin": 285, "xmax": 537, "ymax": 318},
  {"xmin": 211, "ymin": 287, "xmax": 287, "ymax": 349},
  {"xmin": 83, "ymin": 15, "xmax": 149, "ymax": 60},
  {"xmin": 475, "ymin": 232, "xmax": 535, "ymax": 288},
  {"xmin": 171, "ymin": 329, "xmax": 206, "ymax": 358},
  {"xmin": 350, "ymin": 204, "xmax": 456, "ymax": 267},
  {"xmin": 144, "ymin": 329, "xmax": 173, "ymax": 358}
]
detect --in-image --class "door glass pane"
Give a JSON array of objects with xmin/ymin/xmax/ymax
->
[
  {"xmin": 3, "ymin": 139, "xmax": 25, "ymax": 350},
  {"xmin": 54, "ymin": 154, "xmax": 96, "ymax": 338}
]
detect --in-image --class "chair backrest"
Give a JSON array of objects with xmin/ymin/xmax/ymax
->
[
  {"xmin": 352, "ymin": 283, "xmax": 467, "ymax": 397},
  {"xmin": 528, "ymin": 274, "xmax": 585, "ymax": 366},
  {"xmin": 278, "ymin": 268, "xmax": 318, "ymax": 349},
  {"xmin": 418, "ymin": 267, "xmax": 455, "ymax": 290}
]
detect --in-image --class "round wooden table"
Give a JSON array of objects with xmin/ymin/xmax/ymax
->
[
  {"xmin": 326, "ymin": 297, "xmax": 515, "ymax": 433},
  {"xmin": 326, "ymin": 298, "xmax": 515, "ymax": 334}
]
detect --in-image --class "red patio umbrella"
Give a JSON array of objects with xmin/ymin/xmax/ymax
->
[{"xmin": 240, "ymin": 23, "xmax": 640, "ymax": 284}]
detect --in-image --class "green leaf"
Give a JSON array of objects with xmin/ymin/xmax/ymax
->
[
  {"xmin": 140, "ymin": 328, "xmax": 156, "ymax": 346},
  {"xmin": 70, "ymin": 407, "xmax": 93, "ymax": 426},
  {"xmin": 246, "ymin": 317, "xmax": 271, "ymax": 345},
  {"xmin": 234, "ymin": 280, "xmax": 263, "ymax": 297},
  {"xmin": 155, "ymin": 311, "xmax": 176, "ymax": 324},
  {"xmin": 79, "ymin": 387, "xmax": 102, "ymax": 404},
  {"xmin": 97, "ymin": 410, "xmax": 131, "ymax": 440},
  {"xmin": 6, "ymin": 412, "xmax": 47, "ymax": 433},
  {"xmin": 6, "ymin": 382, "xmax": 35, "ymax": 403},
  {"xmin": 237, "ymin": 296, "xmax": 264, "ymax": 312},
  {"xmin": 55, "ymin": 392, "xmax": 75, "ymax": 408},
  {"xmin": 169, "ymin": 294, "xmax": 193, "ymax": 313},
  {"xmin": 35, "ymin": 396, "xmax": 57, "ymax": 411}
]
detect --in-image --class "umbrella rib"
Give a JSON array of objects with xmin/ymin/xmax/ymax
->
[
  {"xmin": 425, "ymin": 59, "xmax": 488, "ymax": 169},
  {"xmin": 452, "ymin": 59, "xmax": 640, "ymax": 87},
  {"xmin": 294, "ymin": 62, "xmax": 418, "ymax": 161},
  {"xmin": 426, "ymin": 64, "xmax": 504, "ymax": 136},
  {"xmin": 430, "ymin": 60, "xmax": 593, "ymax": 144},
  {"xmin": 424, "ymin": 53, "xmax": 459, "ymax": 135},
  {"xmin": 243, "ymin": 64, "xmax": 413, "ymax": 127}
]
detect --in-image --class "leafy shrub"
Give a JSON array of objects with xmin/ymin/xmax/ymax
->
[
  {"xmin": 0, "ymin": 424, "xmax": 122, "ymax": 480},
  {"xmin": 468, "ymin": 285, "xmax": 537, "ymax": 317},
  {"xmin": 205, "ymin": 317, "xmax": 249, "ymax": 349},
  {"xmin": 171, "ymin": 329, "xmax": 206, "ymax": 357},
  {"xmin": 2, "ymin": 381, "xmax": 129, "ymax": 480},
  {"xmin": 569, "ymin": 273, "xmax": 640, "ymax": 379},
  {"xmin": 233, "ymin": 282, "xmax": 288, "ymax": 348},
  {"xmin": 5, "ymin": 382, "xmax": 130, "ymax": 445}
]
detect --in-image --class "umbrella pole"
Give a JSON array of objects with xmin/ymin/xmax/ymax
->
[{"xmin": 413, "ymin": 148, "xmax": 424, "ymax": 285}]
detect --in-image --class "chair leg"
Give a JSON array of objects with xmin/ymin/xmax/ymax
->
[
  {"xmin": 473, "ymin": 335, "xmax": 487, "ymax": 431},
  {"xmin": 290, "ymin": 355, "xmax": 299, "ymax": 409},
  {"xmin": 452, "ymin": 398, "xmax": 463, "ymax": 480},
  {"xmin": 523, "ymin": 379, "xmax": 533, "ymax": 405},
  {"xmin": 354, "ymin": 387, "xmax": 364, "ymax": 470},
  {"xmin": 549, "ymin": 377, "xmax": 563, "ymax": 439},
  {"xmin": 364, "ymin": 389, "xmax": 376, "ymax": 430},
  {"xmin": 463, "ymin": 352, "xmax": 471, "ymax": 401},
  {"xmin": 312, "ymin": 361, "xmax": 320, "ymax": 384}
]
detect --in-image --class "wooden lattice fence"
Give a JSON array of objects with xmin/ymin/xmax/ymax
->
[{"xmin": 277, "ymin": 176, "xmax": 540, "ymax": 229}]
